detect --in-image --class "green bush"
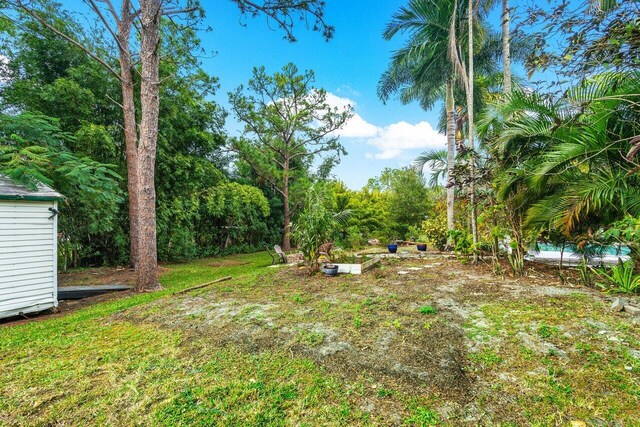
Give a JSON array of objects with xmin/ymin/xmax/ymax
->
[
  {"xmin": 421, "ymin": 216, "xmax": 448, "ymax": 250},
  {"xmin": 419, "ymin": 305, "xmax": 437, "ymax": 315},
  {"xmin": 342, "ymin": 226, "xmax": 367, "ymax": 249},
  {"xmin": 292, "ymin": 186, "xmax": 343, "ymax": 272},
  {"xmin": 448, "ymin": 229, "xmax": 473, "ymax": 255}
]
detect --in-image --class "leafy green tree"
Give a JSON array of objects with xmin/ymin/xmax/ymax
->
[
  {"xmin": 292, "ymin": 186, "xmax": 338, "ymax": 272},
  {"xmin": 375, "ymin": 168, "xmax": 431, "ymax": 240},
  {"xmin": 292, "ymin": 184, "xmax": 350, "ymax": 271},
  {"xmin": 338, "ymin": 183, "xmax": 390, "ymax": 244},
  {"xmin": 523, "ymin": 0, "xmax": 639, "ymax": 80},
  {"xmin": 6, "ymin": 0, "xmax": 337, "ymax": 290},
  {"xmin": 0, "ymin": 113, "xmax": 122, "ymax": 265},
  {"xmin": 202, "ymin": 182, "xmax": 271, "ymax": 250},
  {"xmin": 1, "ymin": 7, "xmax": 274, "ymax": 266},
  {"xmin": 229, "ymin": 63, "xmax": 352, "ymax": 251}
]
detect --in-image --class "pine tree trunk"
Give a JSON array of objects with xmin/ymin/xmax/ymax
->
[
  {"xmin": 468, "ymin": 0, "xmax": 479, "ymax": 259},
  {"xmin": 502, "ymin": 0, "xmax": 512, "ymax": 94},
  {"xmin": 117, "ymin": 10, "xmax": 139, "ymax": 269},
  {"xmin": 445, "ymin": 79, "xmax": 456, "ymax": 240},
  {"xmin": 136, "ymin": 0, "xmax": 161, "ymax": 291},
  {"xmin": 282, "ymin": 158, "xmax": 291, "ymax": 251}
]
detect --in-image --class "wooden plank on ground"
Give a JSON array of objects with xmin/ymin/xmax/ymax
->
[
  {"xmin": 361, "ymin": 257, "xmax": 381, "ymax": 272},
  {"xmin": 174, "ymin": 276, "xmax": 233, "ymax": 295}
]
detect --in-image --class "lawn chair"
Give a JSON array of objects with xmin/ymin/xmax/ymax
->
[
  {"xmin": 266, "ymin": 246, "xmax": 280, "ymax": 265},
  {"xmin": 269, "ymin": 245, "xmax": 304, "ymax": 264},
  {"xmin": 274, "ymin": 245, "xmax": 289, "ymax": 264},
  {"xmin": 273, "ymin": 245, "xmax": 288, "ymax": 264}
]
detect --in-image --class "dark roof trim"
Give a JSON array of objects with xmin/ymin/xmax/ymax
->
[
  {"xmin": 0, "ymin": 176, "xmax": 64, "ymax": 201},
  {"xmin": 0, "ymin": 194, "xmax": 63, "ymax": 202}
]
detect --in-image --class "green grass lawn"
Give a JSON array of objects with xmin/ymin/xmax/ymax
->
[
  {"xmin": 1, "ymin": 252, "xmax": 639, "ymax": 426},
  {"xmin": 0, "ymin": 253, "xmax": 369, "ymax": 426}
]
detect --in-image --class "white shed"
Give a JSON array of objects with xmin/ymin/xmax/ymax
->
[{"xmin": 0, "ymin": 176, "xmax": 63, "ymax": 319}]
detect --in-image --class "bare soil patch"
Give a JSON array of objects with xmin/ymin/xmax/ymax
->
[{"xmin": 58, "ymin": 266, "xmax": 139, "ymax": 287}]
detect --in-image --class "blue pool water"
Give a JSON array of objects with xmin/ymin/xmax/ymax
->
[{"xmin": 533, "ymin": 243, "xmax": 631, "ymax": 256}]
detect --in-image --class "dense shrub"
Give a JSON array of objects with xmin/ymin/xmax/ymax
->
[
  {"xmin": 421, "ymin": 216, "xmax": 448, "ymax": 250},
  {"xmin": 340, "ymin": 226, "xmax": 368, "ymax": 249}
]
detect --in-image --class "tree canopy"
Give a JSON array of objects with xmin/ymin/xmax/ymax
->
[{"xmin": 229, "ymin": 63, "xmax": 352, "ymax": 250}]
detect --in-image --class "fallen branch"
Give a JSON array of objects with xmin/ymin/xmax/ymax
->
[{"xmin": 174, "ymin": 276, "xmax": 232, "ymax": 295}]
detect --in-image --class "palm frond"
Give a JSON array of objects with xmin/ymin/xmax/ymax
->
[{"xmin": 413, "ymin": 149, "xmax": 448, "ymax": 187}]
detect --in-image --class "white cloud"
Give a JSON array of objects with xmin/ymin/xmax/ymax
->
[
  {"xmin": 323, "ymin": 92, "xmax": 354, "ymax": 110},
  {"xmin": 340, "ymin": 113, "xmax": 379, "ymax": 138},
  {"xmin": 367, "ymin": 121, "xmax": 446, "ymax": 160},
  {"xmin": 324, "ymin": 92, "xmax": 378, "ymax": 138},
  {"xmin": 325, "ymin": 92, "xmax": 446, "ymax": 160}
]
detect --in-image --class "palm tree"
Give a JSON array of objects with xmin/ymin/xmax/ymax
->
[
  {"xmin": 378, "ymin": 0, "xmax": 468, "ymax": 237},
  {"xmin": 380, "ymin": 0, "xmax": 528, "ymax": 254},
  {"xmin": 502, "ymin": 0, "xmax": 512, "ymax": 94},
  {"xmin": 480, "ymin": 70, "xmax": 640, "ymax": 253},
  {"xmin": 466, "ymin": 0, "xmax": 479, "ymax": 257}
]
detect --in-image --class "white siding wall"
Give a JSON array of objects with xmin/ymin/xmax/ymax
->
[{"xmin": 0, "ymin": 200, "xmax": 57, "ymax": 318}]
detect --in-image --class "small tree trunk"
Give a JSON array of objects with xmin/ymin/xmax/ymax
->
[
  {"xmin": 135, "ymin": 0, "xmax": 161, "ymax": 291},
  {"xmin": 502, "ymin": 0, "xmax": 512, "ymax": 95},
  {"xmin": 117, "ymin": 10, "xmax": 139, "ymax": 269},
  {"xmin": 445, "ymin": 79, "xmax": 456, "ymax": 245},
  {"xmin": 468, "ymin": 0, "xmax": 479, "ymax": 261},
  {"xmin": 282, "ymin": 158, "xmax": 291, "ymax": 251}
]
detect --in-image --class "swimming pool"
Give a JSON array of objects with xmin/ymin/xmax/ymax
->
[
  {"xmin": 525, "ymin": 243, "xmax": 632, "ymax": 266},
  {"xmin": 533, "ymin": 243, "xmax": 631, "ymax": 256}
]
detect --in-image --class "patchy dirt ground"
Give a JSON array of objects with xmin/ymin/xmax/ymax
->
[
  {"xmin": 58, "ymin": 266, "xmax": 139, "ymax": 287},
  {"xmin": 115, "ymin": 255, "xmax": 640, "ymax": 425}
]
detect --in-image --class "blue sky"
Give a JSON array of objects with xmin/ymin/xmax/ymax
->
[{"xmin": 204, "ymin": 1, "xmax": 448, "ymax": 189}]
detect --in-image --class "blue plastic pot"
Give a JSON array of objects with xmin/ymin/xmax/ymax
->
[
  {"xmin": 322, "ymin": 264, "xmax": 339, "ymax": 276},
  {"xmin": 417, "ymin": 244, "xmax": 427, "ymax": 252},
  {"xmin": 387, "ymin": 244, "xmax": 398, "ymax": 253}
]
